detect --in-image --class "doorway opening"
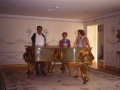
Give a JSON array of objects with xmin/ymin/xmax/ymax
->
[
  {"xmin": 98, "ymin": 24, "xmax": 104, "ymax": 62},
  {"xmin": 87, "ymin": 25, "xmax": 98, "ymax": 63},
  {"xmin": 87, "ymin": 24, "xmax": 104, "ymax": 68}
]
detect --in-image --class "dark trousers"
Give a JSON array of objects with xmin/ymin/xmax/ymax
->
[{"xmin": 35, "ymin": 62, "xmax": 45, "ymax": 73}]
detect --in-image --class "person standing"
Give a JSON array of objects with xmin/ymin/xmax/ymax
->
[
  {"xmin": 73, "ymin": 29, "xmax": 90, "ymax": 78},
  {"xmin": 31, "ymin": 26, "xmax": 47, "ymax": 75}
]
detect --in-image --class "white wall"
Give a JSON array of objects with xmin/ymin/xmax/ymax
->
[
  {"xmin": 0, "ymin": 17, "xmax": 84, "ymax": 65},
  {"xmin": 84, "ymin": 15, "xmax": 120, "ymax": 68},
  {"xmin": 104, "ymin": 15, "xmax": 120, "ymax": 67}
]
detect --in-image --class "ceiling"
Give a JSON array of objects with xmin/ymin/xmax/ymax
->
[{"xmin": 0, "ymin": 0, "xmax": 120, "ymax": 21}]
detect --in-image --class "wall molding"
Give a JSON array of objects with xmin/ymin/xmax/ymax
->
[
  {"xmin": 105, "ymin": 65, "xmax": 118, "ymax": 70},
  {"xmin": 0, "ymin": 11, "xmax": 120, "ymax": 23},
  {"xmin": 0, "ymin": 14, "xmax": 83, "ymax": 23},
  {"xmin": 0, "ymin": 39, "xmax": 31, "ymax": 45},
  {"xmin": 0, "ymin": 39, "xmax": 74, "ymax": 45},
  {"xmin": 83, "ymin": 11, "xmax": 120, "ymax": 23}
]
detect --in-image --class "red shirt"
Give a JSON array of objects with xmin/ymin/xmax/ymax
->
[{"xmin": 59, "ymin": 39, "xmax": 71, "ymax": 47}]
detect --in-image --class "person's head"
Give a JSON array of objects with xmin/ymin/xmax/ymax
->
[
  {"xmin": 78, "ymin": 29, "xmax": 85, "ymax": 38},
  {"xmin": 62, "ymin": 32, "xmax": 68, "ymax": 39},
  {"xmin": 37, "ymin": 26, "xmax": 43, "ymax": 35}
]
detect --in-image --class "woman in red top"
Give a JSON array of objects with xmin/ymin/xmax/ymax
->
[
  {"xmin": 59, "ymin": 32, "xmax": 71, "ymax": 47},
  {"xmin": 59, "ymin": 32, "xmax": 71, "ymax": 74}
]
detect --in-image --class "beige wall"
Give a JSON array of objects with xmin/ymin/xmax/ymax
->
[
  {"xmin": 0, "ymin": 18, "xmax": 83, "ymax": 65},
  {"xmin": 1, "ymin": 15, "xmax": 120, "ymax": 67}
]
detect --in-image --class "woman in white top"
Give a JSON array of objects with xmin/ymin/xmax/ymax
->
[
  {"xmin": 74, "ymin": 29, "xmax": 90, "ymax": 78},
  {"xmin": 73, "ymin": 29, "xmax": 90, "ymax": 47}
]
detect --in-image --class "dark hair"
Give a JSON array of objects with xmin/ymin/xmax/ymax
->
[
  {"xmin": 62, "ymin": 32, "xmax": 67, "ymax": 36},
  {"xmin": 78, "ymin": 29, "xmax": 85, "ymax": 36},
  {"xmin": 37, "ymin": 26, "xmax": 43, "ymax": 30}
]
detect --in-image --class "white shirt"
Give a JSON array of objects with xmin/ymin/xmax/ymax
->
[
  {"xmin": 35, "ymin": 33, "xmax": 45, "ymax": 46},
  {"xmin": 78, "ymin": 36, "xmax": 85, "ymax": 47}
]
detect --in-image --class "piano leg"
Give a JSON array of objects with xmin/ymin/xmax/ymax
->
[
  {"xmin": 66, "ymin": 63, "xmax": 71, "ymax": 74},
  {"xmin": 61, "ymin": 63, "xmax": 71, "ymax": 74},
  {"xmin": 47, "ymin": 62, "xmax": 51, "ymax": 73},
  {"xmin": 45, "ymin": 62, "xmax": 52, "ymax": 73},
  {"xmin": 26, "ymin": 62, "xmax": 34, "ymax": 79},
  {"xmin": 80, "ymin": 64, "xmax": 89, "ymax": 84},
  {"xmin": 60, "ymin": 63, "xmax": 65, "ymax": 74},
  {"xmin": 51, "ymin": 61, "xmax": 65, "ymax": 73},
  {"xmin": 51, "ymin": 61, "xmax": 56, "ymax": 72},
  {"xmin": 44, "ymin": 62, "xmax": 53, "ymax": 75},
  {"xmin": 52, "ymin": 61, "xmax": 70, "ymax": 74}
]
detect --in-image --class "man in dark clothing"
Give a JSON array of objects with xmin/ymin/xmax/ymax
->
[{"xmin": 31, "ymin": 26, "xmax": 46, "ymax": 75}]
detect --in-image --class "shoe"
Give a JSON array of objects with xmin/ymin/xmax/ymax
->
[{"xmin": 74, "ymin": 76, "xmax": 78, "ymax": 78}]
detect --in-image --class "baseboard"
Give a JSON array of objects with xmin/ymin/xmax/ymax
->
[
  {"xmin": 0, "ymin": 63, "xmax": 94, "ymax": 71},
  {"xmin": 0, "ymin": 64, "xmax": 28, "ymax": 71},
  {"xmin": 105, "ymin": 65, "xmax": 118, "ymax": 70}
]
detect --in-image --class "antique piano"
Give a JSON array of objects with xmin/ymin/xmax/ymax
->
[{"xmin": 23, "ymin": 45, "xmax": 94, "ymax": 84}]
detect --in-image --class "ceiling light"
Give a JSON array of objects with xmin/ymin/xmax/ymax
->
[
  {"xmin": 47, "ymin": 8, "xmax": 56, "ymax": 11},
  {"xmin": 47, "ymin": 6, "xmax": 59, "ymax": 12},
  {"xmin": 55, "ymin": 6, "xmax": 59, "ymax": 9}
]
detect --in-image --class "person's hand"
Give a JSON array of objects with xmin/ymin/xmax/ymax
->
[
  {"xmin": 73, "ymin": 42, "xmax": 77, "ymax": 47},
  {"xmin": 73, "ymin": 36, "xmax": 79, "ymax": 47},
  {"xmin": 76, "ymin": 36, "xmax": 79, "ymax": 41}
]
